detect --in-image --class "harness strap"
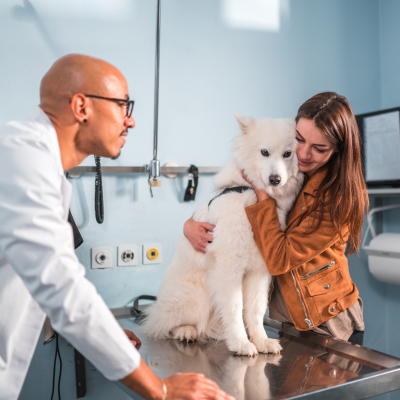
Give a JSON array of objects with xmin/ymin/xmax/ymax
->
[{"xmin": 208, "ymin": 186, "xmax": 254, "ymax": 208}]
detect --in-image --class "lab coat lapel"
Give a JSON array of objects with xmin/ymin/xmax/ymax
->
[{"xmin": 61, "ymin": 176, "xmax": 72, "ymax": 221}]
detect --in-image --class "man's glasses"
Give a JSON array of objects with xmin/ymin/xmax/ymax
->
[{"xmin": 84, "ymin": 94, "xmax": 134, "ymax": 118}]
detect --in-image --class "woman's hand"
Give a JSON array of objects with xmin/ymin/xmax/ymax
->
[
  {"xmin": 183, "ymin": 218, "xmax": 215, "ymax": 253},
  {"xmin": 240, "ymin": 170, "xmax": 269, "ymax": 202}
]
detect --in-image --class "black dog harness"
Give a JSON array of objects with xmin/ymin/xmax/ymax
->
[{"xmin": 208, "ymin": 186, "xmax": 254, "ymax": 208}]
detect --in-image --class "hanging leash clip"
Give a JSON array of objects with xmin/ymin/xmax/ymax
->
[
  {"xmin": 184, "ymin": 165, "xmax": 199, "ymax": 201},
  {"xmin": 146, "ymin": 160, "xmax": 161, "ymax": 198}
]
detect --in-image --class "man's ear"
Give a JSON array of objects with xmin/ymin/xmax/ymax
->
[
  {"xmin": 235, "ymin": 114, "xmax": 255, "ymax": 134},
  {"xmin": 70, "ymin": 93, "xmax": 90, "ymax": 124}
]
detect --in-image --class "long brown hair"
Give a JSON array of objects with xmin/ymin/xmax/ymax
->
[{"xmin": 295, "ymin": 92, "xmax": 369, "ymax": 255}]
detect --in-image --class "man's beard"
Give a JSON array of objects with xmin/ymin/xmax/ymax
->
[{"xmin": 111, "ymin": 130, "xmax": 126, "ymax": 160}]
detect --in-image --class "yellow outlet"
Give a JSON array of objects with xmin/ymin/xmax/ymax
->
[
  {"xmin": 147, "ymin": 248, "xmax": 159, "ymax": 260},
  {"xmin": 143, "ymin": 244, "xmax": 162, "ymax": 265}
]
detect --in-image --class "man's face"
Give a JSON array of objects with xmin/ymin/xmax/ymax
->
[{"xmin": 83, "ymin": 73, "xmax": 135, "ymax": 159}]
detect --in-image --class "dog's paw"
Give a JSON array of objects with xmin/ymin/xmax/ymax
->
[
  {"xmin": 252, "ymin": 337, "xmax": 282, "ymax": 355},
  {"xmin": 228, "ymin": 339, "xmax": 258, "ymax": 357},
  {"xmin": 171, "ymin": 326, "xmax": 198, "ymax": 342},
  {"xmin": 171, "ymin": 340, "xmax": 199, "ymax": 356}
]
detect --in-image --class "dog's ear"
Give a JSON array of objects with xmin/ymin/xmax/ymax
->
[{"xmin": 235, "ymin": 114, "xmax": 255, "ymax": 134}]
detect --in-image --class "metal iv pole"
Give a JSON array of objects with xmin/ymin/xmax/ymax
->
[
  {"xmin": 147, "ymin": 0, "xmax": 162, "ymax": 197},
  {"xmin": 66, "ymin": 0, "xmax": 221, "ymax": 183}
]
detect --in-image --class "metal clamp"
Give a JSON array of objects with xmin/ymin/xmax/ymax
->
[{"xmin": 362, "ymin": 203, "xmax": 400, "ymax": 251}]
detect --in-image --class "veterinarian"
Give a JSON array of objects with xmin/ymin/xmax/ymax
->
[
  {"xmin": 184, "ymin": 92, "xmax": 367, "ymax": 345},
  {"xmin": 0, "ymin": 54, "xmax": 233, "ymax": 400}
]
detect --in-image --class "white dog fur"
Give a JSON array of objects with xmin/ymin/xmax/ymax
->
[{"xmin": 142, "ymin": 115, "xmax": 304, "ymax": 356}]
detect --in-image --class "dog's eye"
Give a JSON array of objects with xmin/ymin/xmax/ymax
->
[
  {"xmin": 283, "ymin": 151, "xmax": 291, "ymax": 158},
  {"xmin": 261, "ymin": 149, "xmax": 269, "ymax": 157}
]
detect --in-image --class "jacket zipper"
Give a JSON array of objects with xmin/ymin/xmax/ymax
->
[
  {"xmin": 301, "ymin": 261, "xmax": 335, "ymax": 280},
  {"xmin": 290, "ymin": 270, "xmax": 314, "ymax": 330}
]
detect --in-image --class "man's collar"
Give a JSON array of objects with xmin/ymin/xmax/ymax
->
[
  {"xmin": 303, "ymin": 164, "xmax": 329, "ymax": 196},
  {"xmin": 29, "ymin": 106, "xmax": 65, "ymax": 177}
]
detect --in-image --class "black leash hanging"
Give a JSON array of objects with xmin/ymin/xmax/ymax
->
[
  {"xmin": 94, "ymin": 155, "xmax": 104, "ymax": 224},
  {"xmin": 50, "ymin": 332, "xmax": 62, "ymax": 400},
  {"xmin": 47, "ymin": 207, "xmax": 83, "ymax": 400},
  {"xmin": 208, "ymin": 186, "xmax": 254, "ymax": 208},
  {"xmin": 67, "ymin": 211, "xmax": 83, "ymax": 249},
  {"xmin": 184, "ymin": 165, "xmax": 199, "ymax": 202}
]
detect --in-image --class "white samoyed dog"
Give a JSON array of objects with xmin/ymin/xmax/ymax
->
[{"xmin": 142, "ymin": 115, "xmax": 304, "ymax": 356}]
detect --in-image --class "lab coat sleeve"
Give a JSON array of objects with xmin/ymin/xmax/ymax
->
[{"xmin": 0, "ymin": 134, "xmax": 140, "ymax": 381}]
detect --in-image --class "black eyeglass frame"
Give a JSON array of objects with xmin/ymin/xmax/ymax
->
[{"xmin": 84, "ymin": 94, "xmax": 134, "ymax": 118}]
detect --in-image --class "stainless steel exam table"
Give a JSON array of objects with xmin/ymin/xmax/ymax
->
[{"xmin": 109, "ymin": 306, "xmax": 400, "ymax": 400}]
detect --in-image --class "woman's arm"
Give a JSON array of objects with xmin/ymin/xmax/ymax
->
[
  {"xmin": 246, "ymin": 196, "xmax": 343, "ymax": 276},
  {"xmin": 183, "ymin": 218, "xmax": 215, "ymax": 253},
  {"xmin": 242, "ymin": 171, "xmax": 340, "ymax": 275}
]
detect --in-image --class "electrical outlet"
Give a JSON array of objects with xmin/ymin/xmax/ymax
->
[
  {"xmin": 118, "ymin": 245, "xmax": 138, "ymax": 266},
  {"xmin": 91, "ymin": 247, "xmax": 112, "ymax": 269},
  {"xmin": 143, "ymin": 244, "xmax": 162, "ymax": 265}
]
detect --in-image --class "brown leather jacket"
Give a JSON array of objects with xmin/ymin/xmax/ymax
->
[{"xmin": 246, "ymin": 166, "xmax": 359, "ymax": 331}]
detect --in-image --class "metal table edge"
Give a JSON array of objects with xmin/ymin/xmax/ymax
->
[
  {"xmin": 264, "ymin": 317, "xmax": 400, "ymax": 370},
  {"xmin": 110, "ymin": 308, "xmax": 400, "ymax": 399},
  {"xmin": 286, "ymin": 365, "xmax": 400, "ymax": 400}
]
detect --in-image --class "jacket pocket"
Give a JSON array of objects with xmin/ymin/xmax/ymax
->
[
  {"xmin": 301, "ymin": 261, "xmax": 335, "ymax": 280},
  {"xmin": 305, "ymin": 269, "xmax": 343, "ymax": 297}
]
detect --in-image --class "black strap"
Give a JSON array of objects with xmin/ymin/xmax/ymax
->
[
  {"xmin": 50, "ymin": 332, "xmax": 62, "ymax": 400},
  {"xmin": 94, "ymin": 155, "xmax": 104, "ymax": 224},
  {"xmin": 68, "ymin": 211, "xmax": 84, "ymax": 249},
  {"xmin": 184, "ymin": 165, "xmax": 199, "ymax": 201},
  {"xmin": 208, "ymin": 186, "xmax": 254, "ymax": 208},
  {"xmin": 133, "ymin": 295, "xmax": 157, "ymax": 314}
]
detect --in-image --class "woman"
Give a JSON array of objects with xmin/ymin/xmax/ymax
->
[{"xmin": 184, "ymin": 92, "xmax": 368, "ymax": 345}]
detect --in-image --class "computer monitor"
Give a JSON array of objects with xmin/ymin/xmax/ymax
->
[{"xmin": 356, "ymin": 107, "xmax": 400, "ymax": 187}]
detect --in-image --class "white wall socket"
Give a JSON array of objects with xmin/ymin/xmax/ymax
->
[
  {"xmin": 118, "ymin": 245, "xmax": 138, "ymax": 266},
  {"xmin": 143, "ymin": 244, "xmax": 162, "ymax": 265},
  {"xmin": 92, "ymin": 247, "xmax": 112, "ymax": 269}
]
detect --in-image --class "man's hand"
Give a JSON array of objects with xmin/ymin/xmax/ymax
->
[
  {"xmin": 183, "ymin": 218, "xmax": 215, "ymax": 253},
  {"xmin": 164, "ymin": 373, "xmax": 234, "ymax": 400},
  {"xmin": 123, "ymin": 329, "xmax": 141, "ymax": 350},
  {"xmin": 120, "ymin": 359, "xmax": 235, "ymax": 400},
  {"xmin": 240, "ymin": 170, "xmax": 269, "ymax": 202}
]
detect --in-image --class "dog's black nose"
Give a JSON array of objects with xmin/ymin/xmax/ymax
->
[{"xmin": 269, "ymin": 175, "xmax": 281, "ymax": 186}]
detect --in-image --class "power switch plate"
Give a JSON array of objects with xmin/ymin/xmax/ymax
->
[
  {"xmin": 143, "ymin": 244, "xmax": 162, "ymax": 265},
  {"xmin": 91, "ymin": 247, "xmax": 112, "ymax": 269},
  {"xmin": 118, "ymin": 245, "xmax": 138, "ymax": 266}
]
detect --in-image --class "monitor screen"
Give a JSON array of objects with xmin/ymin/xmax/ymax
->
[{"xmin": 356, "ymin": 107, "xmax": 400, "ymax": 187}]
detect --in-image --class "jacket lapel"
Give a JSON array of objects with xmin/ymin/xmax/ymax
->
[{"xmin": 285, "ymin": 166, "xmax": 329, "ymax": 233}]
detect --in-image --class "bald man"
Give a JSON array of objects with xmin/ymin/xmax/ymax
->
[{"xmin": 0, "ymin": 55, "xmax": 233, "ymax": 400}]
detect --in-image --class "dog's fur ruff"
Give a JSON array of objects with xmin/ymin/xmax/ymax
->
[{"xmin": 142, "ymin": 115, "xmax": 304, "ymax": 356}]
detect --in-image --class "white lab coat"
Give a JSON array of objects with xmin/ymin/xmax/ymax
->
[{"xmin": 0, "ymin": 107, "xmax": 140, "ymax": 400}]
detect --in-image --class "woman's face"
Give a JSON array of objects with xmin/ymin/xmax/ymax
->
[{"xmin": 295, "ymin": 117, "xmax": 336, "ymax": 178}]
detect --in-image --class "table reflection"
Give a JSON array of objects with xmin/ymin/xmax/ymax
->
[
  {"xmin": 143, "ymin": 337, "xmax": 281, "ymax": 400},
  {"xmin": 138, "ymin": 333, "xmax": 369, "ymax": 399}
]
